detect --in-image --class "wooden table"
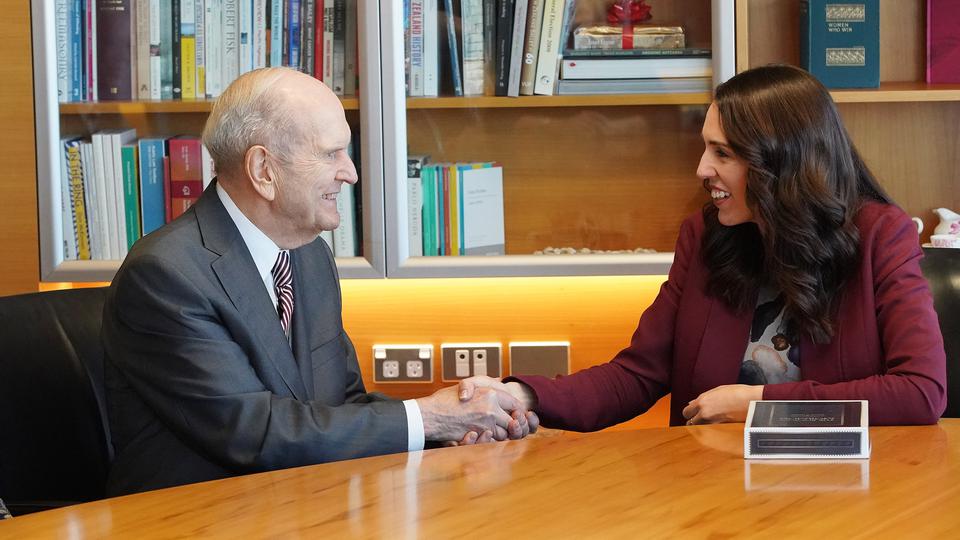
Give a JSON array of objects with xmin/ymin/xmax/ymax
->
[{"xmin": 3, "ymin": 420, "xmax": 959, "ymax": 538}]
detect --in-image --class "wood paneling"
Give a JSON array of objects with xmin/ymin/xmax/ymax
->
[
  {"xmin": 408, "ymin": 105, "xmax": 709, "ymax": 254},
  {"xmin": 3, "ymin": 421, "xmax": 958, "ymax": 537},
  {"xmin": 0, "ymin": 0, "xmax": 40, "ymax": 295}
]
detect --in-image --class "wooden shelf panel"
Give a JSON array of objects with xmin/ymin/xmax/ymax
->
[
  {"xmin": 830, "ymin": 82, "xmax": 960, "ymax": 103},
  {"xmin": 60, "ymin": 96, "xmax": 361, "ymax": 114},
  {"xmin": 406, "ymin": 93, "xmax": 712, "ymax": 109}
]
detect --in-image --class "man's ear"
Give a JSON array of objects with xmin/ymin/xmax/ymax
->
[{"xmin": 245, "ymin": 145, "xmax": 277, "ymax": 202}]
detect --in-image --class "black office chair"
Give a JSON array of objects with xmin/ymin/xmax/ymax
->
[
  {"xmin": 0, "ymin": 287, "xmax": 112, "ymax": 516},
  {"xmin": 921, "ymin": 248, "xmax": 960, "ymax": 418}
]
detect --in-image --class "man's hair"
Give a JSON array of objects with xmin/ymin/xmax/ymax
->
[
  {"xmin": 701, "ymin": 64, "xmax": 891, "ymax": 344},
  {"xmin": 201, "ymin": 67, "xmax": 301, "ymax": 177}
]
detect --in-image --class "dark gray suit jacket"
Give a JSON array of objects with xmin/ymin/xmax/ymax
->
[{"xmin": 103, "ymin": 183, "xmax": 407, "ymax": 496}]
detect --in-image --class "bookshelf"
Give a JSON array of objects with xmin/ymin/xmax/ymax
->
[
  {"xmin": 31, "ymin": 1, "xmax": 384, "ymax": 282},
  {"xmin": 385, "ymin": 0, "xmax": 735, "ymax": 278},
  {"xmin": 738, "ymin": 0, "xmax": 960, "ymax": 243}
]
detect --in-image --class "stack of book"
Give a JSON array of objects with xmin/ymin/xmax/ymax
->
[
  {"xmin": 54, "ymin": 0, "xmax": 359, "ymax": 102},
  {"xmin": 58, "ymin": 132, "xmax": 361, "ymax": 260},
  {"xmin": 403, "ymin": 0, "xmax": 579, "ymax": 97},
  {"xmin": 557, "ymin": 23, "xmax": 711, "ymax": 95},
  {"xmin": 407, "ymin": 156, "xmax": 505, "ymax": 256}
]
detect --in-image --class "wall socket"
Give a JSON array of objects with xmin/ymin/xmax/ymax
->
[
  {"xmin": 509, "ymin": 341, "xmax": 570, "ymax": 377},
  {"xmin": 372, "ymin": 344, "xmax": 434, "ymax": 383},
  {"xmin": 440, "ymin": 343, "xmax": 502, "ymax": 382}
]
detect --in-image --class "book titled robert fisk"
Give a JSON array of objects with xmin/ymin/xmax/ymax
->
[
  {"xmin": 744, "ymin": 400, "xmax": 870, "ymax": 459},
  {"xmin": 800, "ymin": 0, "xmax": 879, "ymax": 88}
]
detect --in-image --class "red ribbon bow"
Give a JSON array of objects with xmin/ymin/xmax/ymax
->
[{"xmin": 606, "ymin": 0, "xmax": 653, "ymax": 24}]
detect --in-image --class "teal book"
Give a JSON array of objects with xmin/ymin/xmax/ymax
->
[
  {"xmin": 421, "ymin": 165, "xmax": 437, "ymax": 256},
  {"xmin": 121, "ymin": 144, "xmax": 142, "ymax": 250},
  {"xmin": 137, "ymin": 138, "xmax": 166, "ymax": 236},
  {"xmin": 800, "ymin": 0, "xmax": 879, "ymax": 88}
]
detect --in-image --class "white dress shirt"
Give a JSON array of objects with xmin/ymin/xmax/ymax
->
[{"xmin": 217, "ymin": 184, "xmax": 425, "ymax": 451}]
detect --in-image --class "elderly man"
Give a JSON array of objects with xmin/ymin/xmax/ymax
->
[{"xmin": 102, "ymin": 67, "xmax": 535, "ymax": 496}]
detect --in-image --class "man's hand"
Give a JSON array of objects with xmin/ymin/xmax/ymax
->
[
  {"xmin": 455, "ymin": 376, "xmax": 540, "ymax": 443},
  {"xmin": 682, "ymin": 384, "xmax": 763, "ymax": 425},
  {"xmin": 417, "ymin": 384, "xmax": 528, "ymax": 443}
]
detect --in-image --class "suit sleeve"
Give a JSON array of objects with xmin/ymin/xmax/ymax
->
[
  {"xmin": 762, "ymin": 209, "xmax": 947, "ymax": 424},
  {"xmin": 102, "ymin": 253, "xmax": 408, "ymax": 472},
  {"xmin": 508, "ymin": 216, "xmax": 700, "ymax": 431}
]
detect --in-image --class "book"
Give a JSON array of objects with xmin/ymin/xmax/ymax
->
[
  {"xmin": 159, "ymin": 0, "xmax": 173, "ymax": 98},
  {"xmin": 532, "ymin": 0, "xmax": 564, "ymax": 95},
  {"xmin": 407, "ymin": 155, "xmax": 428, "ymax": 257},
  {"xmin": 59, "ymin": 137, "xmax": 81, "ymax": 260},
  {"xmin": 800, "ymin": 0, "xmax": 879, "ymax": 88},
  {"xmin": 323, "ymin": 0, "xmax": 335, "ymax": 86},
  {"xmin": 744, "ymin": 400, "xmax": 870, "ymax": 459},
  {"xmin": 557, "ymin": 77, "xmax": 711, "ymax": 95},
  {"xmin": 460, "ymin": 164, "xmax": 504, "ymax": 255},
  {"xmin": 410, "ymin": 0, "xmax": 425, "ymax": 95},
  {"xmin": 109, "ymin": 129, "xmax": 138, "ymax": 257},
  {"xmin": 65, "ymin": 138, "xmax": 92, "ymax": 259},
  {"xmin": 223, "ymin": 0, "xmax": 240, "ymax": 86},
  {"xmin": 205, "ymin": 0, "xmax": 223, "ymax": 98},
  {"xmin": 519, "ymin": 0, "xmax": 545, "ymax": 95},
  {"xmin": 167, "ymin": 136, "xmax": 203, "ymax": 220},
  {"xmin": 333, "ymin": 182, "xmax": 357, "ymax": 256},
  {"xmin": 563, "ymin": 47, "xmax": 711, "ymax": 58},
  {"xmin": 343, "ymin": 0, "xmax": 358, "ymax": 95},
  {"xmin": 56, "ymin": 0, "xmax": 69, "ymax": 103},
  {"xmin": 333, "ymin": 0, "xmax": 346, "ymax": 94},
  {"xmin": 482, "ymin": 0, "xmax": 496, "ymax": 95},
  {"xmin": 506, "ymin": 0, "xmax": 527, "ymax": 97},
  {"xmin": 138, "ymin": 138, "xmax": 167, "ymax": 236},
  {"xmin": 560, "ymin": 56, "xmax": 712, "ymax": 80},
  {"xmin": 442, "ymin": 0, "xmax": 463, "ymax": 96},
  {"xmin": 421, "ymin": 164, "xmax": 439, "ymax": 256},
  {"xmin": 171, "ymin": 0, "xmax": 182, "ymax": 98},
  {"xmin": 80, "ymin": 142, "xmax": 103, "ymax": 259},
  {"xmin": 240, "ymin": 0, "xmax": 254, "ymax": 74},
  {"xmin": 69, "ymin": 0, "xmax": 85, "ymax": 101},
  {"xmin": 180, "ymin": 0, "xmax": 197, "ymax": 99},
  {"xmin": 148, "ymin": 0, "xmax": 161, "ymax": 99},
  {"xmin": 927, "ymin": 0, "xmax": 960, "ymax": 83},
  {"xmin": 120, "ymin": 144, "xmax": 142, "ymax": 251},
  {"xmin": 135, "ymin": 0, "xmax": 151, "ymax": 99},
  {"xmin": 96, "ymin": 0, "xmax": 137, "ymax": 100},
  {"xmin": 423, "ymin": 0, "xmax": 439, "ymax": 97},
  {"xmin": 194, "ymin": 0, "xmax": 205, "ymax": 96},
  {"xmin": 270, "ymin": 0, "xmax": 282, "ymax": 66},
  {"xmin": 494, "ymin": 0, "xmax": 515, "ymax": 96}
]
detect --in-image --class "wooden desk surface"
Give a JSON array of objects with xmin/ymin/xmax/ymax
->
[{"xmin": 3, "ymin": 420, "xmax": 959, "ymax": 538}]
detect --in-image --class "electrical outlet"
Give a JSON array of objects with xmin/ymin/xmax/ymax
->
[
  {"xmin": 441, "ymin": 343, "xmax": 501, "ymax": 381},
  {"xmin": 508, "ymin": 341, "xmax": 570, "ymax": 377},
  {"xmin": 372, "ymin": 344, "xmax": 433, "ymax": 383}
]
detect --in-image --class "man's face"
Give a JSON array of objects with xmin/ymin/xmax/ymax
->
[{"xmin": 272, "ymin": 79, "xmax": 359, "ymax": 242}]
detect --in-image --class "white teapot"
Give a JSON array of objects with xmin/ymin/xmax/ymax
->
[{"xmin": 933, "ymin": 208, "xmax": 960, "ymax": 236}]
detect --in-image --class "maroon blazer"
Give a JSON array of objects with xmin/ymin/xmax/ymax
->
[{"xmin": 512, "ymin": 203, "xmax": 947, "ymax": 428}]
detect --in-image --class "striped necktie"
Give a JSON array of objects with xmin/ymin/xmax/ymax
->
[{"xmin": 271, "ymin": 250, "xmax": 294, "ymax": 335}]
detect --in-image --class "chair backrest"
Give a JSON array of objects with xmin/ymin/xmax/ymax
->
[
  {"xmin": 921, "ymin": 248, "xmax": 960, "ymax": 418},
  {"xmin": 0, "ymin": 287, "xmax": 112, "ymax": 515}
]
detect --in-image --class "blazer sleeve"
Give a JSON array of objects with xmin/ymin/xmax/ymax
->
[
  {"xmin": 102, "ymin": 253, "xmax": 409, "ymax": 472},
  {"xmin": 762, "ymin": 208, "xmax": 947, "ymax": 424},
  {"xmin": 508, "ymin": 215, "xmax": 701, "ymax": 431}
]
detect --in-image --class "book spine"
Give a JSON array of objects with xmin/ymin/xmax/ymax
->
[
  {"xmin": 60, "ymin": 139, "xmax": 78, "ymax": 260},
  {"xmin": 287, "ymin": 0, "xmax": 301, "ymax": 69},
  {"xmin": 205, "ymin": 0, "xmax": 223, "ymax": 97},
  {"xmin": 270, "ymin": 0, "xmax": 283, "ymax": 66},
  {"xmin": 559, "ymin": 57, "xmax": 713, "ymax": 80},
  {"xmin": 410, "ymin": 0, "xmax": 424, "ymax": 96},
  {"xmin": 167, "ymin": 138, "xmax": 203, "ymax": 219},
  {"xmin": 333, "ymin": 182, "xmax": 356, "ymax": 256},
  {"xmin": 136, "ymin": 0, "xmax": 151, "ymax": 99},
  {"xmin": 201, "ymin": 143, "xmax": 215, "ymax": 188},
  {"xmin": 407, "ymin": 157, "xmax": 426, "ymax": 257},
  {"xmin": 91, "ymin": 133, "xmax": 115, "ymax": 258},
  {"xmin": 239, "ymin": 0, "xmax": 253, "ymax": 73},
  {"xmin": 69, "ymin": 0, "xmax": 85, "ymax": 101},
  {"xmin": 343, "ymin": 0, "xmax": 357, "ymax": 95},
  {"xmin": 506, "ymin": 0, "xmax": 527, "ymax": 96},
  {"xmin": 322, "ymin": 0, "xmax": 334, "ymax": 85},
  {"xmin": 195, "ymin": 0, "xmax": 206, "ymax": 96},
  {"xmin": 519, "ymin": 0, "xmax": 544, "ymax": 95},
  {"xmin": 422, "ymin": 0, "xmax": 439, "ymax": 96},
  {"xmin": 482, "ymin": 0, "xmax": 496, "ymax": 95},
  {"xmin": 532, "ymin": 0, "xmax": 563, "ymax": 95},
  {"xmin": 96, "ymin": 0, "xmax": 136, "ymax": 100},
  {"xmin": 420, "ymin": 165, "xmax": 434, "ymax": 256},
  {"xmin": 332, "ymin": 0, "xmax": 345, "ymax": 94},
  {"xmin": 181, "ymin": 0, "xmax": 197, "ymax": 98},
  {"xmin": 148, "ymin": 0, "xmax": 161, "ymax": 99},
  {"xmin": 254, "ymin": 0, "xmax": 267, "ymax": 68},
  {"xmin": 80, "ymin": 143, "xmax": 102, "ymax": 259},
  {"xmin": 56, "ymin": 0, "xmax": 69, "ymax": 103},
  {"xmin": 443, "ymin": 0, "xmax": 462, "ymax": 96},
  {"xmin": 138, "ymin": 139, "xmax": 166, "ymax": 235},
  {"xmin": 801, "ymin": 0, "xmax": 880, "ymax": 88},
  {"xmin": 86, "ymin": 0, "xmax": 98, "ymax": 100},
  {"xmin": 461, "ymin": 0, "xmax": 484, "ymax": 96},
  {"xmin": 112, "ymin": 131, "xmax": 138, "ymax": 257},
  {"xmin": 223, "ymin": 0, "xmax": 240, "ymax": 84},
  {"xmin": 301, "ymin": 0, "xmax": 315, "ymax": 74},
  {"xmin": 121, "ymin": 145, "xmax": 142, "ymax": 250},
  {"xmin": 160, "ymin": 0, "xmax": 173, "ymax": 98},
  {"xmin": 171, "ymin": 0, "xmax": 183, "ymax": 99},
  {"xmin": 67, "ymin": 141, "xmax": 92, "ymax": 259},
  {"xmin": 163, "ymin": 155, "xmax": 171, "ymax": 222},
  {"xmin": 494, "ymin": 0, "xmax": 514, "ymax": 96},
  {"xmin": 927, "ymin": 0, "xmax": 960, "ymax": 83}
]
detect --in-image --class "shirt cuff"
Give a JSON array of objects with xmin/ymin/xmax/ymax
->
[{"xmin": 403, "ymin": 399, "xmax": 425, "ymax": 452}]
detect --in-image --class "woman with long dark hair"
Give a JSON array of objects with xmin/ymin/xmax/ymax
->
[{"xmin": 463, "ymin": 64, "xmax": 946, "ymax": 428}]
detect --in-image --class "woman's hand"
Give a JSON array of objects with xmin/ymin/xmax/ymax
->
[{"xmin": 682, "ymin": 384, "xmax": 763, "ymax": 425}]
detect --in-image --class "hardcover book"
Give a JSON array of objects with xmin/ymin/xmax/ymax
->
[
  {"xmin": 744, "ymin": 400, "xmax": 870, "ymax": 459},
  {"xmin": 800, "ymin": 0, "xmax": 880, "ymax": 88},
  {"xmin": 927, "ymin": 0, "xmax": 960, "ymax": 83}
]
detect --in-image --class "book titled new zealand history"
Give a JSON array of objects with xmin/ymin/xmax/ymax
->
[
  {"xmin": 927, "ymin": 0, "xmax": 960, "ymax": 83},
  {"xmin": 800, "ymin": 0, "xmax": 879, "ymax": 88},
  {"xmin": 744, "ymin": 400, "xmax": 870, "ymax": 459}
]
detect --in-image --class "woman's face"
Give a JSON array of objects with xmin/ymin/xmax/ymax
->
[{"xmin": 697, "ymin": 103, "xmax": 754, "ymax": 226}]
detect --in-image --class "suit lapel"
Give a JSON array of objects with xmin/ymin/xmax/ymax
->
[
  {"xmin": 196, "ymin": 183, "xmax": 308, "ymax": 401},
  {"xmin": 290, "ymin": 249, "xmax": 315, "ymax": 399},
  {"xmin": 691, "ymin": 295, "xmax": 753, "ymax": 394}
]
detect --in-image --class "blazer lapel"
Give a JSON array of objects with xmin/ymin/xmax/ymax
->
[
  {"xmin": 290, "ymin": 249, "xmax": 315, "ymax": 399},
  {"xmin": 196, "ymin": 183, "xmax": 308, "ymax": 401},
  {"xmin": 690, "ymin": 295, "xmax": 753, "ymax": 395}
]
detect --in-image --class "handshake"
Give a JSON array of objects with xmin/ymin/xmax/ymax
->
[{"xmin": 416, "ymin": 376, "xmax": 541, "ymax": 445}]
